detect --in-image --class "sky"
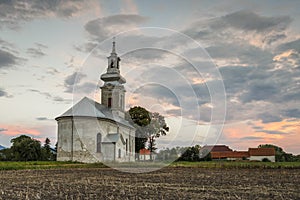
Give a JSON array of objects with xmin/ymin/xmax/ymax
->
[{"xmin": 0, "ymin": 0, "xmax": 300, "ymax": 154}]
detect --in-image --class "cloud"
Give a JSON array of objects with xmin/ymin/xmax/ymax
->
[
  {"xmin": 64, "ymin": 72, "xmax": 86, "ymax": 86},
  {"xmin": 240, "ymin": 136, "xmax": 264, "ymax": 140},
  {"xmin": 258, "ymin": 113, "xmax": 283, "ymax": 124},
  {"xmin": 185, "ymin": 10, "xmax": 291, "ymax": 49},
  {"xmin": 284, "ymin": 109, "xmax": 300, "ymax": 119},
  {"xmin": 84, "ymin": 14, "xmax": 148, "ymax": 41},
  {"xmin": 28, "ymin": 89, "xmax": 70, "ymax": 103},
  {"xmin": 26, "ymin": 47, "xmax": 46, "ymax": 58},
  {"xmin": 0, "ymin": 128, "xmax": 8, "ymax": 132},
  {"xmin": 256, "ymin": 130, "xmax": 286, "ymax": 135},
  {"xmin": 0, "ymin": 89, "xmax": 8, "ymax": 97},
  {"xmin": 221, "ymin": 10, "xmax": 291, "ymax": 33},
  {"xmin": 36, "ymin": 117, "xmax": 52, "ymax": 121},
  {"xmin": 0, "ymin": 88, "xmax": 12, "ymax": 98},
  {"xmin": 64, "ymin": 72, "xmax": 87, "ymax": 93},
  {"xmin": 0, "ymin": 0, "xmax": 96, "ymax": 29},
  {"xmin": 0, "ymin": 49, "xmax": 21, "ymax": 69}
]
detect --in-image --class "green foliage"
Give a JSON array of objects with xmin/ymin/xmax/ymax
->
[
  {"xmin": 10, "ymin": 135, "xmax": 42, "ymax": 161},
  {"xmin": 0, "ymin": 135, "xmax": 56, "ymax": 161},
  {"xmin": 177, "ymin": 145, "xmax": 211, "ymax": 162},
  {"xmin": 262, "ymin": 158, "xmax": 271, "ymax": 162},
  {"xmin": 126, "ymin": 106, "xmax": 150, "ymax": 153},
  {"xmin": 258, "ymin": 144, "xmax": 296, "ymax": 162},
  {"xmin": 126, "ymin": 106, "xmax": 169, "ymax": 157}
]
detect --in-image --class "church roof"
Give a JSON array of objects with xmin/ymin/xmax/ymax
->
[{"xmin": 55, "ymin": 97, "xmax": 134, "ymax": 128}]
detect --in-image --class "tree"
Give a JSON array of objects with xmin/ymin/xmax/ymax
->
[
  {"xmin": 177, "ymin": 145, "xmax": 211, "ymax": 162},
  {"xmin": 258, "ymin": 144, "xmax": 293, "ymax": 162},
  {"xmin": 11, "ymin": 135, "xmax": 42, "ymax": 161},
  {"xmin": 126, "ymin": 106, "xmax": 150, "ymax": 155},
  {"xmin": 146, "ymin": 112, "xmax": 169, "ymax": 159},
  {"xmin": 126, "ymin": 106, "xmax": 169, "ymax": 160},
  {"xmin": 41, "ymin": 138, "xmax": 52, "ymax": 161}
]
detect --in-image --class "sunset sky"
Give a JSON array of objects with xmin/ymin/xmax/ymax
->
[{"xmin": 0, "ymin": 0, "xmax": 300, "ymax": 154}]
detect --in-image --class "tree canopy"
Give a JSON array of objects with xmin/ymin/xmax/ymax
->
[
  {"xmin": 126, "ymin": 106, "xmax": 169, "ymax": 157},
  {"xmin": 258, "ymin": 144, "xmax": 296, "ymax": 162},
  {"xmin": 0, "ymin": 135, "xmax": 56, "ymax": 161}
]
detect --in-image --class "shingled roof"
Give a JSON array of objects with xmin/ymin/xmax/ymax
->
[
  {"xmin": 55, "ymin": 97, "xmax": 134, "ymax": 128},
  {"xmin": 248, "ymin": 148, "xmax": 275, "ymax": 156}
]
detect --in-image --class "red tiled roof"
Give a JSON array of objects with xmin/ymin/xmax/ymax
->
[
  {"xmin": 202, "ymin": 145, "xmax": 233, "ymax": 152},
  {"xmin": 139, "ymin": 149, "xmax": 151, "ymax": 155},
  {"xmin": 211, "ymin": 151, "xmax": 249, "ymax": 159},
  {"xmin": 249, "ymin": 148, "xmax": 275, "ymax": 156}
]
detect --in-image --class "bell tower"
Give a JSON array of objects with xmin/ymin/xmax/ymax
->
[{"xmin": 100, "ymin": 38, "xmax": 126, "ymax": 118}]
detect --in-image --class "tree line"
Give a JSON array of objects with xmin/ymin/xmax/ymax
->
[
  {"xmin": 156, "ymin": 144, "xmax": 300, "ymax": 162},
  {"xmin": 0, "ymin": 135, "xmax": 56, "ymax": 161}
]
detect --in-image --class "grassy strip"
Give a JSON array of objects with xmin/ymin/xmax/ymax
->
[
  {"xmin": 0, "ymin": 161, "xmax": 106, "ymax": 170},
  {"xmin": 1, "ymin": 161, "xmax": 300, "ymax": 171},
  {"xmin": 171, "ymin": 161, "xmax": 300, "ymax": 169}
]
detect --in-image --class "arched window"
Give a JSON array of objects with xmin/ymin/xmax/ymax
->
[
  {"xmin": 108, "ymin": 97, "xmax": 112, "ymax": 108},
  {"xmin": 118, "ymin": 149, "xmax": 121, "ymax": 158},
  {"xmin": 97, "ymin": 133, "xmax": 102, "ymax": 153}
]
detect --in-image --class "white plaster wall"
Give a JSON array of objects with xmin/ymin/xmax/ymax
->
[
  {"xmin": 249, "ymin": 156, "xmax": 275, "ymax": 162},
  {"xmin": 57, "ymin": 117, "xmax": 135, "ymax": 163}
]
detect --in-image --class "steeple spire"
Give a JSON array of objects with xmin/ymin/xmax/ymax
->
[{"xmin": 112, "ymin": 37, "xmax": 116, "ymax": 54}]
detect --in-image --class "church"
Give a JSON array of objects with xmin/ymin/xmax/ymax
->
[{"xmin": 55, "ymin": 40, "xmax": 136, "ymax": 163}]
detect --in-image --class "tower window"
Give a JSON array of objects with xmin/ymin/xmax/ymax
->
[
  {"xmin": 108, "ymin": 98, "xmax": 112, "ymax": 107},
  {"xmin": 96, "ymin": 133, "xmax": 102, "ymax": 153}
]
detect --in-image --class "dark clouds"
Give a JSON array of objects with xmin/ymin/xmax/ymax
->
[
  {"xmin": 183, "ymin": 10, "xmax": 298, "ymax": 125},
  {"xmin": 0, "ymin": 0, "xmax": 93, "ymax": 29},
  {"xmin": 222, "ymin": 11, "xmax": 291, "ymax": 33},
  {"xmin": 64, "ymin": 72, "xmax": 86, "ymax": 88},
  {"xmin": 28, "ymin": 89, "xmax": 70, "ymax": 103},
  {"xmin": 63, "ymin": 72, "xmax": 97, "ymax": 94},
  {"xmin": 0, "ymin": 49, "xmax": 21, "ymax": 68},
  {"xmin": 26, "ymin": 44, "xmax": 47, "ymax": 58},
  {"xmin": 0, "ymin": 88, "xmax": 8, "ymax": 97},
  {"xmin": 85, "ymin": 14, "xmax": 148, "ymax": 41}
]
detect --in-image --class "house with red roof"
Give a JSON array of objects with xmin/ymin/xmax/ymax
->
[{"xmin": 204, "ymin": 145, "xmax": 275, "ymax": 162}]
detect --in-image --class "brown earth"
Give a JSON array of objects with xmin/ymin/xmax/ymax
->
[{"xmin": 0, "ymin": 167, "xmax": 299, "ymax": 199}]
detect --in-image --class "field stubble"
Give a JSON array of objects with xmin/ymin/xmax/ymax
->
[{"xmin": 0, "ymin": 167, "xmax": 299, "ymax": 199}]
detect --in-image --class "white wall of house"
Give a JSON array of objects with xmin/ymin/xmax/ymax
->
[{"xmin": 249, "ymin": 156, "xmax": 275, "ymax": 162}]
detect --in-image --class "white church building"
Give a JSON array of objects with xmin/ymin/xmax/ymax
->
[{"xmin": 55, "ymin": 41, "xmax": 135, "ymax": 163}]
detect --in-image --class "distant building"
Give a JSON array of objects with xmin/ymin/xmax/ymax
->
[
  {"xmin": 55, "ymin": 40, "xmax": 135, "ymax": 163},
  {"xmin": 203, "ymin": 145, "xmax": 276, "ymax": 162},
  {"xmin": 139, "ymin": 148, "xmax": 151, "ymax": 160},
  {"xmin": 248, "ymin": 148, "xmax": 275, "ymax": 162},
  {"xmin": 138, "ymin": 148, "xmax": 157, "ymax": 161}
]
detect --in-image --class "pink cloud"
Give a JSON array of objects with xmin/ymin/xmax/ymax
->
[{"xmin": 219, "ymin": 120, "xmax": 300, "ymax": 154}]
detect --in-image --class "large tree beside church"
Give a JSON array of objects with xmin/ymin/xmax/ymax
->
[{"xmin": 126, "ymin": 106, "xmax": 169, "ymax": 158}]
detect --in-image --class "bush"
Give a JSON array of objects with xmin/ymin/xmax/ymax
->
[{"xmin": 262, "ymin": 158, "xmax": 271, "ymax": 162}]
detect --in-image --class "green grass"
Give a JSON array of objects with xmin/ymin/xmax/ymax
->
[
  {"xmin": 0, "ymin": 161, "xmax": 300, "ymax": 171},
  {"xmin": 171, "ymin": 161, "xmax": 300, "ymax": 169},
  {"xmin": 0, "ymin": 161, "xmax": 106, "ymax": 170}
]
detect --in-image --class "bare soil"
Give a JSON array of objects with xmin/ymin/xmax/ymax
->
[{"xmin": 0, "ymin": 167, "xmax": 299, "ymax": 199}]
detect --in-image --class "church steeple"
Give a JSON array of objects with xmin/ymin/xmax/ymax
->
[
  {"xmin": 100, "ymin": 38, "xmax": 126, "ymax": 118},
  {"xmin": 111, "ymin": 37, "xmax": 116, "ymax": 54}
]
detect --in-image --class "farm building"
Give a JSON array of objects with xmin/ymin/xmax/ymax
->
[
  {"xmin": 55, "ymin": 40, "xmax": 135, "ymax": 163},
  {"xmin": 139, "ymin": 148, "xmax": 151, "ymax": 160},
  {"xmin": 204, "ymin": 145, "xmax": 276, "ymax": 162}
]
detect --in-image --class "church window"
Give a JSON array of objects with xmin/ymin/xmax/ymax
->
[
  {"xmin": 108, "ymin": 98, "xmax": 112, "ymax": 107},
  {"xmin": 118, "ymin": 149, "xmax": 121, "ymax": 158},
  {"xmin": 126, "ymin": 139, "xmax": 128, "ymax": 154},
  {"xmin": 96, "ymin": 133, "xmax": 102, "ymax": 153}
]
